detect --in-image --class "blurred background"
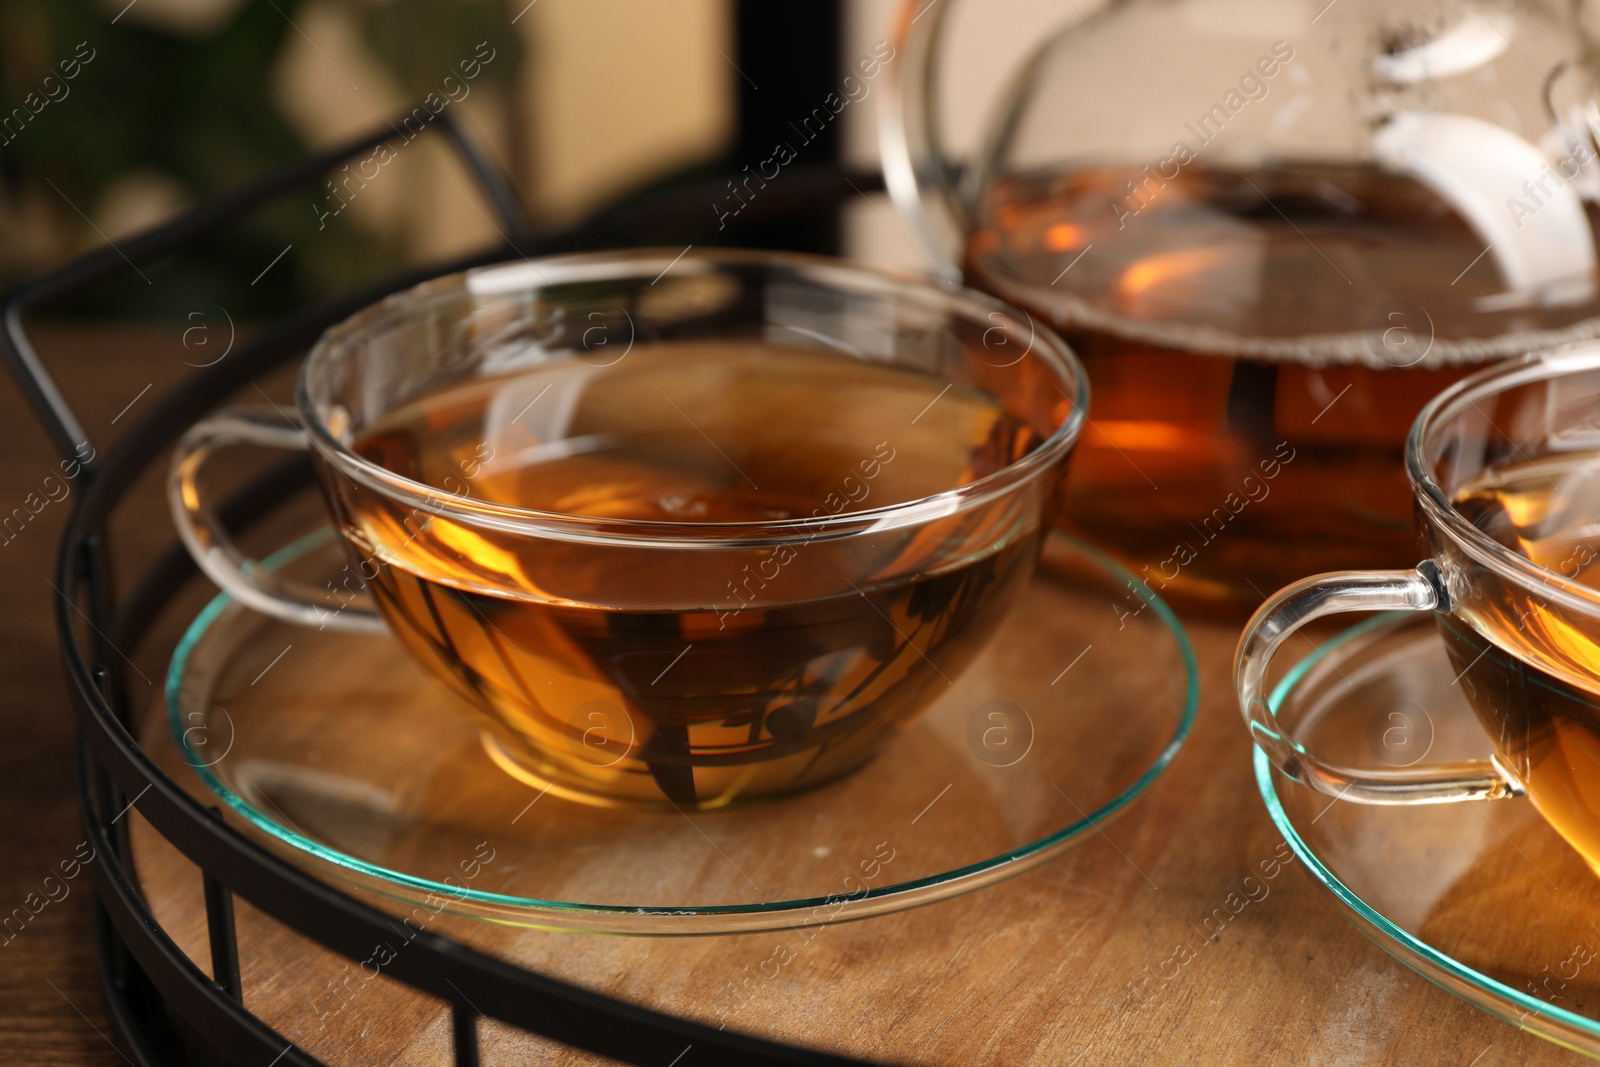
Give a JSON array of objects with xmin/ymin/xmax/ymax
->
[{"xmin": 0, "ymin": 0, "xmax": 1068, "ymax": 318}]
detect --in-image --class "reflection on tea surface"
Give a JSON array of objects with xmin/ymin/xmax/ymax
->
[{"xmin": 334, "ymin": 344, "xmax": 1051, "ymax": 806}]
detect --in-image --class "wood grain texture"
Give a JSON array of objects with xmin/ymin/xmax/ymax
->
[{"xmin": 0, "ymin": 328, "xmax": 1585, "ymax": 1065}]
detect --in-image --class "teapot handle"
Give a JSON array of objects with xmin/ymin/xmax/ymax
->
[{"xmin": 880, "ymin": 0, "xmax": 966, "ymax": 286}]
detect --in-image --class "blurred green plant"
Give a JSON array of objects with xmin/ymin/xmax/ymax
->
[{"xmin": 0, "ymin": 0, "xmax": 523, "ymax": 318}]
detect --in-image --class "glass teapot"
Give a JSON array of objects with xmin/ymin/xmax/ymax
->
[{"xmin": 881, "ymin": 0, "xmax": 1600, "ymax": 605}]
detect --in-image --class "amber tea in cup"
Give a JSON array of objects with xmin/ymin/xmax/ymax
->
[
  {"xmin": 343, "ymin": 343, "xmax": 1050, "ymax": 806},
  {"xmin": 1441, "ymin": 451, "xmax": 1600, "ymax": 869},
  {"xmin": 171, "ymin": 251, "xmax": 1086, "ymax": 808}
]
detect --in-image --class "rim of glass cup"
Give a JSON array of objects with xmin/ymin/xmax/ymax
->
[
  {"xmin": 1406, "ymin": 342, "xmax": 1600, "ymax": 617},
  {"xmin": 295, "ymin": 247, "xmax": 1089, "ymax": 545}
]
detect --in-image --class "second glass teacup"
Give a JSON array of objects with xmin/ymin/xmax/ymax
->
[
  {"xmin": 1238, "ymin": 344, "xmax": 1600, "ymax": 873},
  {"xmin": 170, "ymin": 249, "xmax": 1087, "ymax": 808}
]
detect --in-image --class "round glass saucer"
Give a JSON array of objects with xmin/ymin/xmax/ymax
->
[
  {"xmin": 1260, "ymin": 611, "xmax": 1600, "ymax": 1055},
  {"xmin": 161, "ymin": 528, "xmax": 1196, "ymax": 935}
]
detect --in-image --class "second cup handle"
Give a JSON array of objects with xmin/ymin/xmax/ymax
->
[
  {"xmin": 167, "ymin": 404, "xmax": 387, "ymax": 634},
  {"xmin": 1235, "ymin": 564, "xmax": 1523, "ymax": 804}
]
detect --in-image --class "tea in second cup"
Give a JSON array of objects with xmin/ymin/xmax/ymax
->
[{"xmin": 171, "ymin": 251, "xmax": 1087, "ymax": 808}]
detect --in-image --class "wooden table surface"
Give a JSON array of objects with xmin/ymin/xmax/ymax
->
[{"xmin": 0, "ymin": 326, "xmax": 1584, "ymax": 1065}]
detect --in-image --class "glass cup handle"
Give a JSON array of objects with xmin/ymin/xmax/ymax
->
[
  {"xmin": 167, "ymin": 404, "xmax": 386, "ymax": 634},
  {"xmin": 1235, "ymin": 564, "xmax": 1523, "ymax": 804},
  {"xmin": 880, "ymin": 0, "xmax": 967, "ymax": 285}
]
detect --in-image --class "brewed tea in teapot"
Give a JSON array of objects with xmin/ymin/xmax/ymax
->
[{"xmin": 884, "ymin": 0, "xmax": 1600, "ymax": 603}]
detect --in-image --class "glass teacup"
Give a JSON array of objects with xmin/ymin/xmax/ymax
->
[
  {"xmin": 1238, "ymin": 344, "xmax": 1600, "ymax": 872},
  {"xmin": 170, "ymin": 250, "xmax": 1087, "ymax": 808}
]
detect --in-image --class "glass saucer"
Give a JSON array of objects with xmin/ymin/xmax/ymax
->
[
  {"xmin": 162, "ymin": 528, "xmax": 1195, "ymax": 935},
  {"xmin": 1260, "ymin": 611, "xmax": 1600, "ymax": 1055}
]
